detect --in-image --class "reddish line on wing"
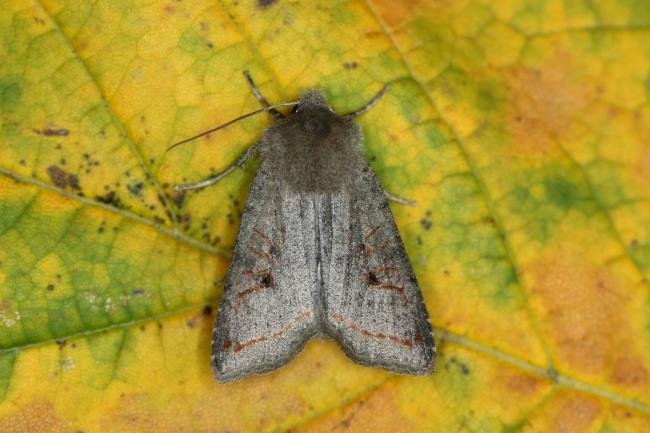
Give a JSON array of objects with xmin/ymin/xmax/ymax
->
[
  {"xmin": 370, "ymin": 266, "xmax": 399, "ymax": 274},
  {"xmin": 364, "ymin": 226, "xmax": 379, "ymax": 242},
  {"xmin": 225, "ymin": 311, "xmax": 312, "ymax": 353},
  {"xmin": 252, "ymin": 227, "xmax": 273, "ymax": 246},
  {"xmin": 250, "ymin": 247, "xmax": 273, "ymax": 263},
  {"xmin": 234, "ymin": 283, "xmax": 266, "ymax": 310},
  {"xmin": 330, "ymin": 313, "xmax": 414, "ymax": 348}
]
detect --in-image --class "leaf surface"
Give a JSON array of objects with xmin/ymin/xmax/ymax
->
[{"xmin": 0, "ymin": 0, "xmax": 649, "ymax": 432}]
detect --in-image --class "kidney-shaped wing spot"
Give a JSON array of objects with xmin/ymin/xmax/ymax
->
[
  {"xmin": 211, "ymin": 162, "xmax": 321, "ymax": 382},
  {"xmin": 320, "ymin": 163, "xmax": 435, "ymax": 375}
]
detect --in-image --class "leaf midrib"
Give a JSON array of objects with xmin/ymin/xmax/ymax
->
[{"xmin": 0, "ymin": 166, "xmax": 228, "ymax": 257}]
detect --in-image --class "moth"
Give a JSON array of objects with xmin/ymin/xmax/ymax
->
[{"xmin": 173, "ymin": 72, "xmax": 435, "ymax": 382}]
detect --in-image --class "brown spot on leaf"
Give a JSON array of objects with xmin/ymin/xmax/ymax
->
[
  {"xmin": 370, "ymin": 0, "xmax": 441, "ymax": 29},
  {"xmin": 527, "ymin": 252, "xmax": 631, "ymax": 376},
  {"xmin": 132, "ymin": 288, "xmax": 147, "ymax": 297},
  {"xmin": 186, "ymin": 306, "xmax": 213, "ymax": 329},
  {"xmin": 610, "ymin": 405, "xmax": 650, "ymax": 429},
  {"xmin": 638, "ymin": 149, "xmax": 650, "ymax": 187},
  {"xmin": 186, "ymin": 317, "xmax": 199, "ymax": 329},
  {"xmin": 100, "ymin": 394, "xmax": 168, "ymax": 431},
  {"xmin": 0, "ymin": 400, "xmax": 68, "ymax": 433},
  {"xmin": 127, "ymin": 182, "xmax": 144, "ymax": 196},
  {"xmin": 170, "ymin": 190, "xmax": 185, "ymax": 207},
  {"xmin": 419, "ymin": 218, "xmax": 432, "ymax": 230},
  {"xmin": 258, "ymin": 0, "xmax": 277, "ymax": 9},
  {"xmin": 611, "ymin": 356, "xmax": 648, "ymax": 387},
  {"xmin": 305, "ymin": 384, "xmax": 414, "ymax": 432},
  {"xmin": 506, "ymin": 51, "xmax": 595, "ymax": 155},
  {"xmin": 551, "ymin": 392, "xmax": 602, "ymax": 433},
  {"xmin": 180, "ymin": 213, "xmax": 191, "ymax": 230},
  {"xmin": 502, "ymin": 371, "xmax": 545, "ymax": 397},
  {"xmin": 96, "ymin": 191, "xmax": 120, "ymax": 206},
  {"xmin": 34, "ymin": 127, "xmax": 69, "ymax": 137},
  {"xmin": 47, "ymin": 165, "xmax": 79, "ymax": 190}
]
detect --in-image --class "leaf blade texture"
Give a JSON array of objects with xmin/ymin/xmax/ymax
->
[{"xmin": 0, "ymin": 0, "xmax": 649, "ymax": 432}]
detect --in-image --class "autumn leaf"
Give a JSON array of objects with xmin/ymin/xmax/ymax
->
[{"xmin": 1, "ymin": 0, "xmax": 649, "ymax": 432}]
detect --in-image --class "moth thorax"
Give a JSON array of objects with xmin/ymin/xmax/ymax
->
[{"xmin": 283, "ymin": 129, "xmax": 362, "ymax": 193}]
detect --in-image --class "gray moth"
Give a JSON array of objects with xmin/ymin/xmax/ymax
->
[{"xmin": 173, "ymin": 72, "xmax": 435, "ymax": 382}]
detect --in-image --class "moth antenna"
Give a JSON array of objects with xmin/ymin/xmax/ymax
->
[
  {"xmin": 166, "ymin": 102, "xmax": 298, "ymax": 152},
  {"xmin": 344, "ymin": 84, "xmax": 390, "ymax": 119},
  {"xmin": 243, "ymin": 70, "xmax": 284, "ymax": 119}
]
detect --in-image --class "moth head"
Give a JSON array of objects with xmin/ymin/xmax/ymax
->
[
  {"xmin": 295, "ymin": 89, "xmax": 330, "ymax": 110},
  {"xmin": 293, "ymin": 89, "xmax": 337, "ymax": 138}
]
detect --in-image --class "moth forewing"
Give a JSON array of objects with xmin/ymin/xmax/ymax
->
[
  {"xmin": 320, "ymin": 163, "xmax": 435, "ymax": 374},
  {"xmin": 211, "ymin": 163, "xmax": 321, "ymax": 382}
]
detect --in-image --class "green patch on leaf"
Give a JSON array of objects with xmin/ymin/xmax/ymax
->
[{"xmin": 505, "ymin": 164, "xmax": 599, "ymax": 243}]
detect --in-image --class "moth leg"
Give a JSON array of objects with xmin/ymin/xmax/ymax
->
[
  {"xmin": 348, "ymin": 83, "xmax": 410, "ymax": 205},
  {"xmin": 344, "ymin": 84, "xmax": 390, "ymax": 119},
  {"xmin": 384, "ymin": 190, "xmax": 416, "ymax": 207},
  {"xmin": 173, "ymin": 142, "xmax": 260, "ymax": 191},
  {"xmin": 243, "ymin": 70, "xmax": 284, "ymax": 119}
]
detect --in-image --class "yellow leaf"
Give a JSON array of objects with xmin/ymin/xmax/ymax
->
[{"xmin": 1, "ymin": 0, "xmax": 649, "ymax": 432}]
